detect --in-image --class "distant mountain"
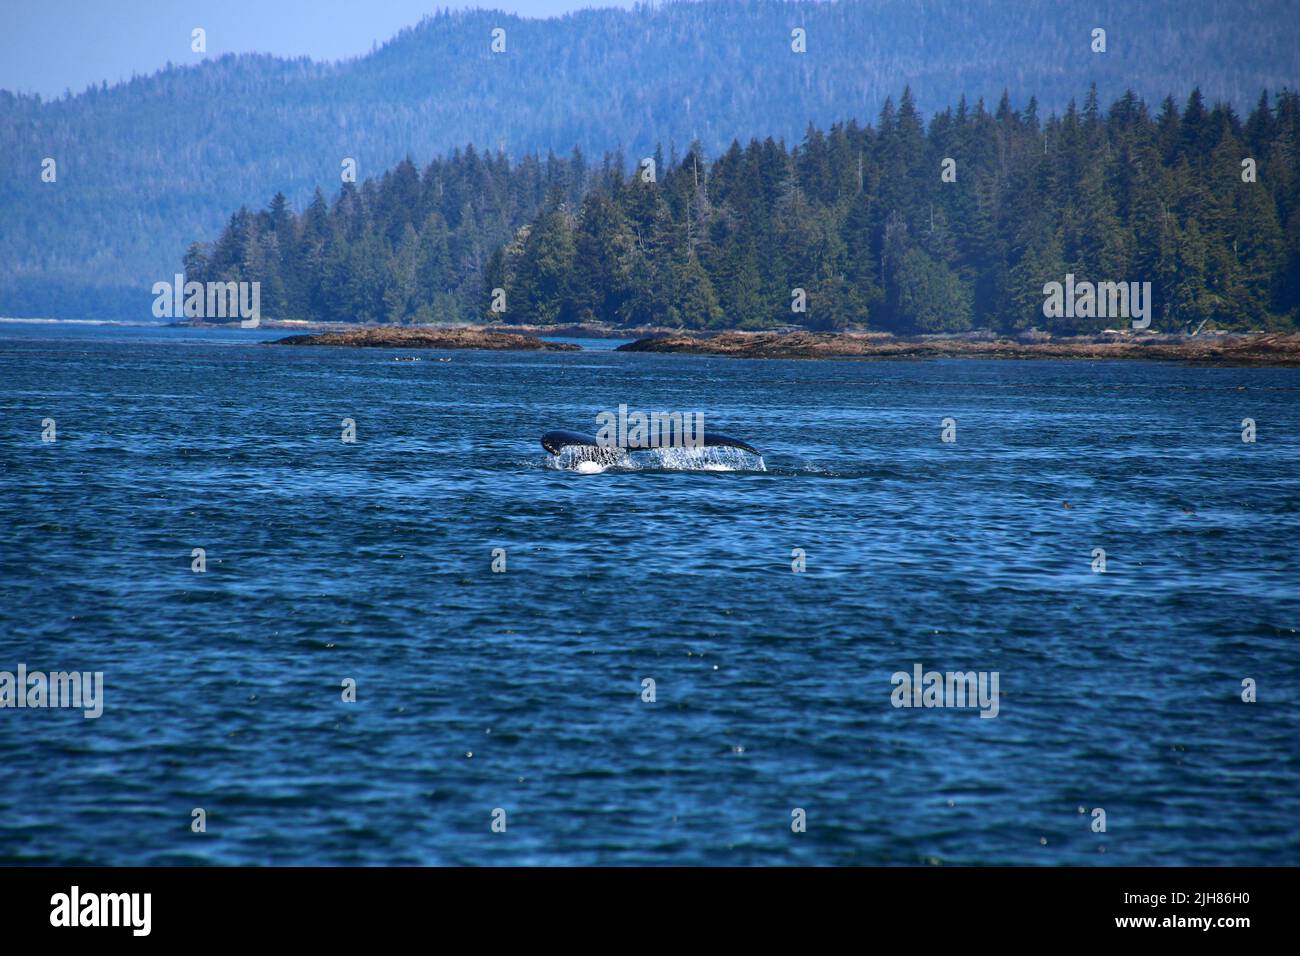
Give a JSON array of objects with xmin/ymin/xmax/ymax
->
[{"xmin": 2, "ymin": 0, "xmax": 1297, "ymax": 319}]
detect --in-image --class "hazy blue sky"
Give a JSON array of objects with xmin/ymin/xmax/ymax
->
[{"xmin": 0, "ymin": 0, "xmax": 641, "ymax": 98}]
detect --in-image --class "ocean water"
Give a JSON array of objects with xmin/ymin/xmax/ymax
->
[{"xmin": 1, "ymin": 322, "xmax": 1297, "ymax": 865}]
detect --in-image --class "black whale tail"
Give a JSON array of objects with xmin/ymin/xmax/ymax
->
[
  {"xmin": 698, "ymin": 432, "xmax": 760, "ymax": 456},
  {"xmin": 541, "ymin": 429, "xmax": 759, "ymax": 456}
]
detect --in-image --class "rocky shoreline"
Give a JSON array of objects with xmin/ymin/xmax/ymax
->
[
  {"xmin": 483, "ymin": 322, "xmax": 671, "ymax": 339},
  {"xmin": 259, "ymin": 323, "xmax": 1300, "ymax": 365},
  {"xmin": 615, "ymin": 330, "xmax": 1300, "ymax": 365},
  {"xmin": 269, "ymin": 326, "xmax": 579, "ymax": 350}
]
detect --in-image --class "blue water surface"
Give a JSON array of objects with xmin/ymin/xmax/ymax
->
[{"xmin": 1, "ymin": 321, "xmax": 1297, "ymax": 865}]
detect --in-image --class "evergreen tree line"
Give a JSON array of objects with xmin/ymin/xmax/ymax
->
[
  {"xmin": 184, "ymin": 146, "xmax": 589, "ymax": 324},
  {"xmin": 188, "ymin": 87, "xmax": 1300, "ymax": 333},
  {"xmin": 489, "ymin": 87, "xmax": 1300, "ymax": 333}
]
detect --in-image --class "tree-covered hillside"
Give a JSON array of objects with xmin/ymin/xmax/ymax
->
[
  {"xmin": 186, "ymin": 87, "xmax": 1300, "ymax": 333},
  {"xmin": 184, "ymin": 146, "xmax": 587, "ymax": 325},
  {"xmin": 3, "ymin": 0, "xmax": 1298, "ymax": 318}
]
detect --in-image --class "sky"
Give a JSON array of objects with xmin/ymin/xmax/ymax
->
[{"xmin": 0, "ymin": 0, "xmax": 642, "ymax": 98}]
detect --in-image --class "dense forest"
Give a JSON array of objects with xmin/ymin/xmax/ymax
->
[
  {"xmin": 185, "ymin": 87, "xmax": 1300, "ymax": 333},
  {"xmin": 183, "ymin": 147, "xmax": 587, "ymax": 325},
  {"xmin": 4, "ymin": 0, "xmax": 1300, "ymax": 319}
]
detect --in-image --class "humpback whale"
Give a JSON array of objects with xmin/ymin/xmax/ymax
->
[{"xmin": 541, "ymin": 429, "xmax": 759, "ymax": 457}]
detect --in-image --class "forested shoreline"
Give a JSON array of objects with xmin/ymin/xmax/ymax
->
[{"xmin": 184, "ymin": 87, "xmax": 1300, "ymax": 334}]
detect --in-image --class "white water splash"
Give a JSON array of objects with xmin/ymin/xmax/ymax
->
[
  {"xmin": 546, "ymin": 444, "xmax": 765, "ymax": 473},
  {"xmin": 645, "ymin": 445, "xmax": 766, "ymax": 471},
  {"xmin": 545, "ymin": 445, "xmax": 633, "ymax": 472}
]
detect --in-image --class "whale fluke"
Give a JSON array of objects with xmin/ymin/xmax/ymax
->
[
  {"xmin": 541, "ymin": 429, "xmax": 758, "ymax": 456},
  {"xmin": 541, "ymin": 430, "xmax": 603, "ymax": 455}
]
